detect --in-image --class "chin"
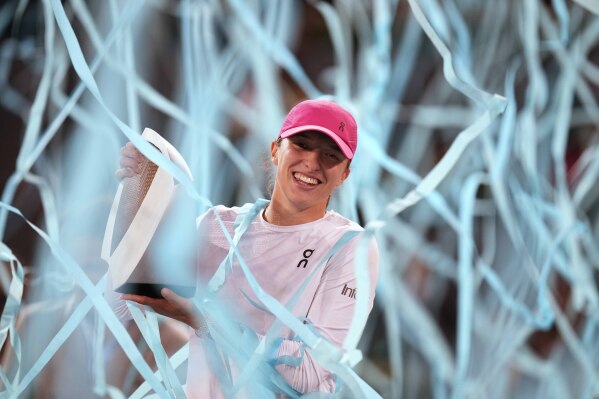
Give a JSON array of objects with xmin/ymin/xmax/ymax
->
[{"xmin": 291, "ymin": 195, "xmax": 327, "ymax": 209}]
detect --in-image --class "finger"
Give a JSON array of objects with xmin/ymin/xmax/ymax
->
[
  {"xmin": 120, "ymin": 157, "xmax": 142, "ymax": 172},
  {"xmin": 122, "ymin": 142, "xmax": 145, "ymax": 162},
  {"xmin": 161, "ymin": 288, "xmax": 187, "ymax": 306},
  {"xmin": 115, "ymin": 168, "xmax": 135, "ymax": 180},
  {"xmin": 120, "ymin": 146, "xmax": 143, "ymax": 165},
  {"xmin": 120, "ymin": 144, "xmax": 138, "ymax": 160},
  {"xmin": 121, "ymin": 294, "xmax": 165, "ymax": 306},
  {"xmin": 161, "ymin": 289, "xmax": 195, "ymax": 315},
  {"xmin": 120, "ymin": 293, "xmax": 149, "ymax": 304}
]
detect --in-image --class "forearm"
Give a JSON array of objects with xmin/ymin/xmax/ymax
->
[
  {"xmin": 192, "ymin": 327, "xmax": 337, "ymax": 394},
  {"xmin": 271, "ymin": 337, "xmax": 337, "ymax": 394}
]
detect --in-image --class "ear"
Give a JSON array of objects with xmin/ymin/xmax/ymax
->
[
  {"xmin": 270, "ymin": 141, "xmax": 279, "ymax": 166},
  {"xmin": 337, "ymin": 165, "xmax": 350, "ymax": 186}
]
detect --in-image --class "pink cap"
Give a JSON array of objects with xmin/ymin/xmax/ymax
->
[{"xmin": 278, "ymin": 99, "xmax": 358, "ymax": 159}]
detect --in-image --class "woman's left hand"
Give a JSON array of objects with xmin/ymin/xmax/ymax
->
[{"xmin": 121, "ymin": 288, "xmax": 202, "ymax": 329}]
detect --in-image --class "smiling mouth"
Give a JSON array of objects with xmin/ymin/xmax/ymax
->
[{"xmin": 293, "ymin": 172, "xmax": 321, "ymax": 185}]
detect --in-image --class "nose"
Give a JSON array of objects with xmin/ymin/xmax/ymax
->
[{"xmin": 302, "ymin": 149, "xmax": 321, "ymax": 171}]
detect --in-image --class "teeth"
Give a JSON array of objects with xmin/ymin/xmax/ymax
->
[{"xmin": 294, "ymin": 172, "xmax": 319, "ymax": 185}]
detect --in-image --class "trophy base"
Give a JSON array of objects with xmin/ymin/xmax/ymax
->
[{"xmin": 116, "ymin": 283, "xmax": 195, "ymax": 298}]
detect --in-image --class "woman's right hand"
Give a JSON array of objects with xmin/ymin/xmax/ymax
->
[{"xmin": 115, "ymin": 142, "xmax": 145, "ymax": 180}]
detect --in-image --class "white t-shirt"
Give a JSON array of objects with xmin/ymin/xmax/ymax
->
[{"xmin": 108, "ymin": 202, "xmax": 379, "ymax": 397}]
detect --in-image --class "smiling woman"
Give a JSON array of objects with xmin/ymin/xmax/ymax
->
[
  {"xmin": 266, "ymin": 132, "xmax": 350, "ymax": 226},
  {"xmin": 265, "ymin": 100, "xmax": 355, "ymax": 227},
  {"xmin": 106, "ymin": 99, "xmax": 380, "ymax": 398}
]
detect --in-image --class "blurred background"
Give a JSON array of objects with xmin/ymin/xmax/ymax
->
[{"xmin": 1, "ymin": 0, "xmax": 599, "ymax": 398}]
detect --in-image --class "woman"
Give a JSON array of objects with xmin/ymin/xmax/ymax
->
[{"xmin": 108, "ymin": 99, "xmax": 379, "ymax": 397}]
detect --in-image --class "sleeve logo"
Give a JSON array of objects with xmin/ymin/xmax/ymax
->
[{"xmin": 341, "ymin": 283, "xmax": 357, "ymax": 299}]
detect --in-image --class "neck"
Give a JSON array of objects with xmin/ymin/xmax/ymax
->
[{"xmin": 263, "ymin": 197, "xmax": 327, "ymax": 226}]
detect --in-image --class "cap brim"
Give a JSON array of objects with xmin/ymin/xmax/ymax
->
[{"xmin": 279, "ymin": 125, "xmax": 354, "ymax": 159}]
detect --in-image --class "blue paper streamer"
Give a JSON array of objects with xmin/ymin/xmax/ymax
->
[{"xmin": 2, "ymin": 1, "xmax": 599, "ymax": 398}]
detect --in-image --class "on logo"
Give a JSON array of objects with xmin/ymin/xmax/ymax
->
[
  {"xmin": 338, "ymin": 122, "xmax": 345, "ymax": 132},
  {"xmin": 297, "ymin": 249, "xmax": 314, "ymax": 268}
]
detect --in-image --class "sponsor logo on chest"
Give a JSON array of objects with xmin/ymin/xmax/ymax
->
[{"xmin": 296, "ymin": 249, "xmax": 314, "ymax": 268}]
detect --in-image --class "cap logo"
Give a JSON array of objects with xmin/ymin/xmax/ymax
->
[{"xmin": 339, "ymin": 122, "xmax": 345, "ymax": 132}]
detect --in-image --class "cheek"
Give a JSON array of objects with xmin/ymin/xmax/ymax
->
[
  {"xmin": 277, "ymin": 149, "xmax": 297, "ymax": 167},
  {"xmin": 326, "ymin": 173, "xmax": 341, "ymax": 187},
  {"xmin": 272, "ymin": 150, "xmax": 284, "ymax": 166}
]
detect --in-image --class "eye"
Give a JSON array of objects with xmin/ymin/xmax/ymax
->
[
  {"xmin": 324, "ymin": 151, "xmax": 340, "ymax": 162},
  {"xmin": 294, "ymin": 140, "xmax": 309, "ymax": 150}
]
